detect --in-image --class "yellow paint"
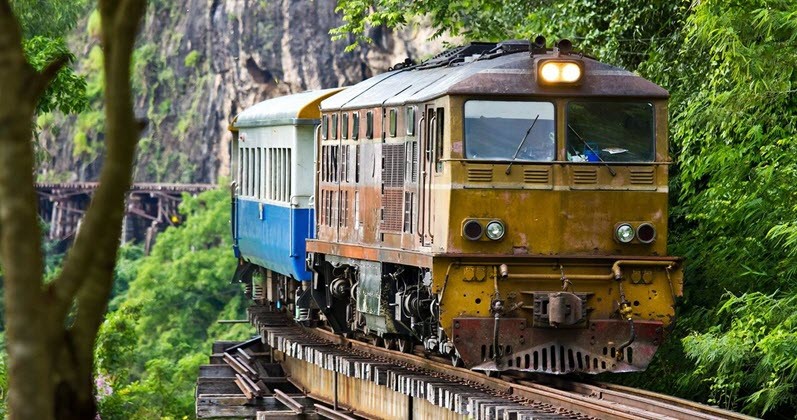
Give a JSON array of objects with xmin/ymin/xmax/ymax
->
[{"xmin": 297, "ymin": 88, "xmax": 345, "ymax": 119}]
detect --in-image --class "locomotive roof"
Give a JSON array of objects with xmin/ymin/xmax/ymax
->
[
  {"xmin": 233, "ymin": 88, "xmax": 343, "ymax": 128},
  {"xmin": 321, "ymin": 42, "xmax": 668, "ymax": 111}
]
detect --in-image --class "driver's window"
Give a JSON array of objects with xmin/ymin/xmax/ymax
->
[{"xmin": 464, "ymin": 100, "xmax": 555, "ymax": 161}]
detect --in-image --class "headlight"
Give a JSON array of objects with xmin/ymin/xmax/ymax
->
[
  {"xmin": 616, "ymin": 223, "xmax": 635, "ymax": 243},
  {"xmin": 637, "ymin": 223, "xmax": 656, "ymax": 243},
  {"xmin": 561, "ymin": 63, "xmax": 582, "ymax": 82},
  {"xmin": 540, "ymin": 62, "xmax": 561, "ymax": 83},
  {"xmin": 537, "ymin": 60, "xmax": 584, "ymax": 85},
  {"xmin": 485, "ymin": 221, "xmax": 505, "ymax": 241},
  {"xmin": 463, "ymin": 220, "xmax": 483, "ymax": 241}
]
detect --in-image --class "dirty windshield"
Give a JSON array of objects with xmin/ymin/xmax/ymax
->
[
  {"xmin": 464, "ymin": 100, "xmax": 555, "ymax": 161},
  {"xmin": 566, "ymin": 102, "xmax": 655, "ymax": 162}
]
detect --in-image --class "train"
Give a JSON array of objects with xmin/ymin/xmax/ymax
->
[{"xmin": 228, "ymin": 38, "xmax": 684, "ymax": 375}]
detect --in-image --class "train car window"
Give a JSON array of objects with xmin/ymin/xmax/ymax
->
[
  {"xmin": 283, "ymin": 148, "xmax": 288, "ymax": 201},
  {"xmin": 435, "ymin": 108, "xmax": 444, "ymax": 172},
  {"xmin": 341, "ymin": 113, "xmax": 349, "ymax": 139},
  {"xmin": 566, "ymin": 102, "xmax": 655, "ymax": 162},
  {"xmin": 389, "ymin": 108, "xmax": 398, "ymax": 137},
  {"xmin": 321, "ymin": 115, "xmax": 329, "ymax": 140},
  {"xmin": 464, "ymin": 100, "xmax": 555, "ymax": 161},
  {"xmin": 331, "ymin": 114, "xmax": 338, "ymax": 140},
  {"xmin": 237, "ymin": 145, "xmax": 243, "ymax": 195},
  {"xmin": 366, "ymin": 111, "xmax": 374, "ymax": 139},
  {"xmin": 252, "ymin": 147, "xmax": 263, "ymax": 200},
  {"xmin": 354, "ymin": 191, "xmax": 360, "ymax": 226},
  {"xmin": 406, "ymin": 106, "xmax": 415, "ymax": 136},
  {"xmin": 352, "ymin": 113, "xmax": 360, "ymax": 140},
  {"xmin": 403, "ymin": 191, "xmax": 414, "ymax": 233},
  {"xmin": 242, "ymin": 147, "xmax": 248, "ymax": 196},
  {"xmin": 355, "ymin": 145, "xmax": 360, "ymax": 183},
  {"xmin": 249, "ymin": 148, "xmax": 255, "ymax": 197}
]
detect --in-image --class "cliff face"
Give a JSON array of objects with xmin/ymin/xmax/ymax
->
[{"xmin": 38, "ymin": 0, "xmax": 442, "ymax": 183}]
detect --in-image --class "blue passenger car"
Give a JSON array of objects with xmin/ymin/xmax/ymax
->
[{"xmin": 231, "ymin": 89, "xmax": 342, "ymax": 280}]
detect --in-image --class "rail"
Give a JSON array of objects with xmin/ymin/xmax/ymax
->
[{"xmin": 252, "ymin": 307, "xmax": 755, "ymax": 420}]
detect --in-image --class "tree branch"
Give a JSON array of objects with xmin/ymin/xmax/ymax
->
[
  {"xmin": 49, "ymin": 0, "xmax": 147, "ymax": 319},
  {"xmin": 28, "ymin": 54, "xmax": 71, "ymax": 102}
]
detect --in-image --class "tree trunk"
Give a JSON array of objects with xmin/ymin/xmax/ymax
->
[{"xmin": 0, "ymin": 0, "xmax": 146, "ymax": 418}]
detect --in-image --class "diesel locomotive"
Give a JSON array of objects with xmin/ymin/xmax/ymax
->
[{"xmin": 229, "ymin": 38, "xmax": 684, "ymax": 374}]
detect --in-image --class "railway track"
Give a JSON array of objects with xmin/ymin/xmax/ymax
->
[{"xmin": 197, "ymin": 306, "xmax": 756, "ymax": 419}]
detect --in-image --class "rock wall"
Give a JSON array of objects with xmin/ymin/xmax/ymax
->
[{"xmin": 37, "ymin": 0, "xmax": 443, "ymax": 183}]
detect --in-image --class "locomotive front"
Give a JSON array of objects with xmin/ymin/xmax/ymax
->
[{"xmin": 304, "ymin": 39, "xmax": 683, "ymax": 374}]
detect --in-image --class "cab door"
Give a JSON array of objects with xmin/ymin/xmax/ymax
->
[{"xmin": 419, "ymin": 105, "xmax": 437, "ymax": 246}]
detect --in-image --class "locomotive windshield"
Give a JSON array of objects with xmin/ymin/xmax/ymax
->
[
  {"xmin": 464, "ymin": 100, "xmax": 555, "ymax": 161},
  {"xmin": 566, "ymin": 102, "xmax": 655, "ymax": 162}
]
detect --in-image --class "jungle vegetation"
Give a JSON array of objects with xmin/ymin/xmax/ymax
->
[
  {"xmin": 1, "ymin": 0, "xmax": 796, "ymax": 419},
  {"xmin": 333, "ymin": 0, "xmax": 797, "ymax": 416}
]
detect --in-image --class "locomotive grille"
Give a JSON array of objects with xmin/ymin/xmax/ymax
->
[
  {"xmin": 381, "ymin": 189, "xmax": 404, "ymax": 232},
  {"xmin": 382, "ymin": 144, "xmax": 406, "ymax": 187},
  {"xmin": 572, "ymin": 168, "xmax": 598, "ymax": 184},
  {"xmin": 523, "ymin": 168, "xmax": 551, "ymax": 184},
  {"xmin": 629, "ymin": 167, "xmax": 655, "ymax": 185},
  {"xmin": 381, "ymin": 144, "xmax": 406, "ymax": 232},
  {"xmin": 493, "ymin": 344, "xmax": 632, "ymax": 373},
  {"xmin": 467, "ymin": 167, "xmax": 493, "ymax": 182}
]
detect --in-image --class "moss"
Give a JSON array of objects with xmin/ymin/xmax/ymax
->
[
  {"xmin": 87, "ymin": 9, "xmax": 101, "ymax": 38},
  {"xmin": 184, "ymin": 50, "xmax": 200, "ymax": 68}
]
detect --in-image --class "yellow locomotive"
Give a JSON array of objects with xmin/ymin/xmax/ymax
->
[{"xmin": 231, "ymin": 38, "xmax": 683, "ymax": 374}]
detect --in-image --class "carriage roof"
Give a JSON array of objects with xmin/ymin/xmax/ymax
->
[
  {"xmin": 321, "ymin": 42, "xmax": 668, "ymax": 111},
  {"xmin": 233, "ymin": 88, "xmax": 343, "ymax": 128}
]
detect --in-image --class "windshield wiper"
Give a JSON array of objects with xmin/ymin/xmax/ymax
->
[
  {"xmin": 567, "ymin": 124, "xmax": 616, "ymax": 176},
  {"xmin": 505, "ymin": 114, "xmax": 540, "ymax": 175}
]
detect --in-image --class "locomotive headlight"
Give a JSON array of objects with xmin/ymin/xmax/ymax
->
[
  {"xmin": 485, "ymin": 221, "xmax": 505, "ymax": 241},
  {"xmin": 537, "ymin": 60, "xmax": 584, "ymax": 85},
  {"xmin": 561, "ymin": 63, "xmax": 582, "ymax": 82},
  {"xmin": 616, "ymin": 223, "xmax": 635, "ymax": 243},
  {"xmin": 540, "ymin": 62, "xmax": 561, "ymax": 83}
]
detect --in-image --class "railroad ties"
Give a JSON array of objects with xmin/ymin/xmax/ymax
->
[
  {"xmin": 195, "ymin": 333, "xmax": 317, "ymax": 418},
  {"xmin": 247, "ymin": 306, "xmax": 588, "ymax": 420}
]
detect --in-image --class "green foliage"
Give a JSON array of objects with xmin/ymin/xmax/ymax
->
[
  {"xmin": 95, "ymin": 188, "xmax": 252, "ymax": 419},
  {"xmin": 684, "ymin": 292, "xmax": 797, "ymax": 415},
  {"xmin": 10, "ymin": 0, "xmax": 89, "ymax": 39},
  {"xmin": 183, "ymin": 50, "xmax": 200, "ymax": 68},
  {"xmin": 87, "ymin": 8, "xmax": 101, "ymax": 38},
  {"xmin": 71, "ymin": 45, "xmax": 107, "ymax": 159},
  {"xmin": 12, "ymin": 0, "xmax": 89, "ymax": 118},
  {"xmin": 23, "ymin": 37, "xmax": 88, "ymax": 115}
]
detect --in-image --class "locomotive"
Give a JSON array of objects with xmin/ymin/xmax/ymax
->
[{"xmin": 229, "ymin": 38, "xmax": 684, "ymax": 375}]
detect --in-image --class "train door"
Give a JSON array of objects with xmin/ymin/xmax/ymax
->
[{"xmin": 419, "ymin": 105, "xmax": 437, "ymax": 246}]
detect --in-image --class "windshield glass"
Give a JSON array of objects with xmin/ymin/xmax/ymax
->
[
  {"xmin": 464, "ymin": 100, "xmax": 555, "ymax": 161},
  {"xmin": 566, "ymin": 102, "xmax": 655, "ymax": 163}
]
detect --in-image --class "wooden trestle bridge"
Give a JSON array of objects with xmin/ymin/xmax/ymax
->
[{"xmin": 35, "ymin": 182, "xmax": 215, "ymax": 252}]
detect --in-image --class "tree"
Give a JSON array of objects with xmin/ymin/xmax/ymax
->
[{"xmin": 0, "ymin": 0, "xmax": 146, "ymax": 418}]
